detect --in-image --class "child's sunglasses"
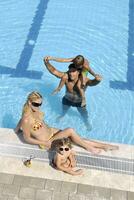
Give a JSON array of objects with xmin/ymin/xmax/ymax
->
[
  {"xmin": 59, "ymin": 147, "xmax": 70, "ymax": 151},
  {"xmin": 31, "ymin": 102, "xmax": 42, "ymax": 107}
]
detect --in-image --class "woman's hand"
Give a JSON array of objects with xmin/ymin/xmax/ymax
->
[
  {"xmin": 44, "ymin": 140, "xmax": 52, "ymax": 149},
  {"xmin": 14, "ymin": 127, "xmax": 19, "ymax": 134}
]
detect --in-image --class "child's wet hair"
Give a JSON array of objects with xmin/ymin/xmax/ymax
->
[
  {"xmin": 55, "ymin": 138, "xmax": 72, "ymax": 150},
  {"xmin": 73, "ymin": 55, "xmax": 84, "ymax": 67}
]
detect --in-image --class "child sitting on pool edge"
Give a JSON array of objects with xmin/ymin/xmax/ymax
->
[{"xmin": 52, "ymin": 138, "xmax": 83, "ymax": 176}]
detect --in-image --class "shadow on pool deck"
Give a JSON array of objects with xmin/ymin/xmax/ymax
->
[
  {"xmin": 110, "ymin": 0, "xmax": 134, "ymax": 91},
  {"xmin": 0, "ymin": 0, "xmax": 49, "ymax": 79}
]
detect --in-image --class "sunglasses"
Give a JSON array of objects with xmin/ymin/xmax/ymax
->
[
  {"xmin": 59, "ymin": 147, "xmax": 70, "ymax": 151},
  {"xmin": 31, "ymin": 102, "xmax": 42, "ymax": 107}
]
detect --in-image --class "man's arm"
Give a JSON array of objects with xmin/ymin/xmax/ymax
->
[
  {"xmin": 52, "ymin": 74, "xmax": 67, "ymax": 95},
  {"xmin": 43, "ymin": 56, "xmax": 65, "ymax": 78},
  {"xmin": 86, "ymin": 75, "xmax": 102, "ymax": 87}
]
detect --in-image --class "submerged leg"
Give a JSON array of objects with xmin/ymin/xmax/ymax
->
[
  {"xmin": 77, "ymin": 106, "xmax": 92, "ymax": 131},
  {"xmin": 61, "ymin": 97, "xmax": 71, "ymax": 116}
]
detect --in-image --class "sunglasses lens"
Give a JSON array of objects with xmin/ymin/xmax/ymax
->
[
  {"xmin": 59, "ymin": 147, "xmax": 69, "ymax": 151},
  {"xmin": 32, "ymin": 102, "xmax": 42, "ymax": 107},
  {"xmin": 65, "ymin": 148, "xmax": 69, "ymax": 151}
]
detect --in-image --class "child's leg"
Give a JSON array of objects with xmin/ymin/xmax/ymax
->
[
  {"xmin": 69, "ymin": 152, "xmax": 76, "ymax": 168},
  {"xmin": 81, "ymin": 91, "xmax": 86, "ymax": 107},
  {"xmin": 77, "ymin": 76, "xmax": 86, "ymax": 107},
  {"xmin": 81, "ymin": 70, "xmax": 88, "ymax": 88},
  {"xmin": 77, "ymin": 106, "xmax": 92, "ymax": 131},
  {"xmin": 62, "ymin": 159, "xmax": 71, "ymax": 168},
  {"xmin": 81, "ymin": 74, "xmax": 86, "ymax": 88}
]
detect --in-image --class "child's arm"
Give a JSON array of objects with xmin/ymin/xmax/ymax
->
[
  {"xmin": 55, "ymin": 155, "xmax": 82, "ymax": 175},
  {"xmin": 47, "ymin": 56, "xmax": 74, "ymax": 63},
  {"xmin": 51, "ymin": 74, "xmax": 67, "ymax": 95},
  {"xmin": 68, "ymin": 151, "xmax": 77, "ymax": 168},
  {"xmin": 57, "ymin": 163, "xmax": 82, "ymax": 176}
]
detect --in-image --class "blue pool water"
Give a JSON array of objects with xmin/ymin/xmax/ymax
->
[{"xmin": 0, "ymin": 0, "xmax": 134, "ymax": 144}]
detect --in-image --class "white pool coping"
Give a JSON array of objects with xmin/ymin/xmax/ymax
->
[{"xmin": 0, "ymin": 128, "xmax": 134, "ymax": 192}]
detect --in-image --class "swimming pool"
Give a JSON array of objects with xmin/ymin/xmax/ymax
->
[{"xmin": 0, "ymin": 0, "xmax": 134, "ymax": 144}]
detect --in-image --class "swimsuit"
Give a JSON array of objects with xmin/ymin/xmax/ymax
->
[
  {"xmin": 31, "ymin": 118, "xmax": 62, "ymax": 150},
  {"xmin": 62, "ymin": 96, "xmax": 83, "ymax": 107},
  {"xmin": 82, "ymin": 69, "xmax": 88, "ymax": 77},
  {"xmin": 64, "ymin": 91, "xmax": 82, "ymax": 103},
  {"xmin": 32, "ymin": 119, "xmax": 43, "ymax": 131},
  {"xmin": 32, "ymin": 119, "xmax": 55, "ymax": 141},
  {"xmin": 39, "ymin": 129, "xmax": 62, "ymax": 150}
]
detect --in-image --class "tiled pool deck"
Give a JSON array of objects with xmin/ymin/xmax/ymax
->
[
  {"xmin": 0, "ymin": 128, "xmax": 134, "ymax": 200},
  {"xmin": 0, "ymin": 172, "xmax": 134, "ymax": 200}
]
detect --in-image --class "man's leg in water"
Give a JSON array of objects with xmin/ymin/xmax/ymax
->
[
  {"xmin": 57, "ymin": 97, "xmax": 71, "ymax": 120},
  {"xmin": 77, "ymin": 106, "xmax": 92, "ymax": 131},
  {"xmin": 62, "ymin": 104, "xmax": 70, "ymax": 117}
]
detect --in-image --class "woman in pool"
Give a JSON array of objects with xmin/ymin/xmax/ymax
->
[{"xmin": 15, "ymin": 91, "xmax": 118, "ymax": 153}]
